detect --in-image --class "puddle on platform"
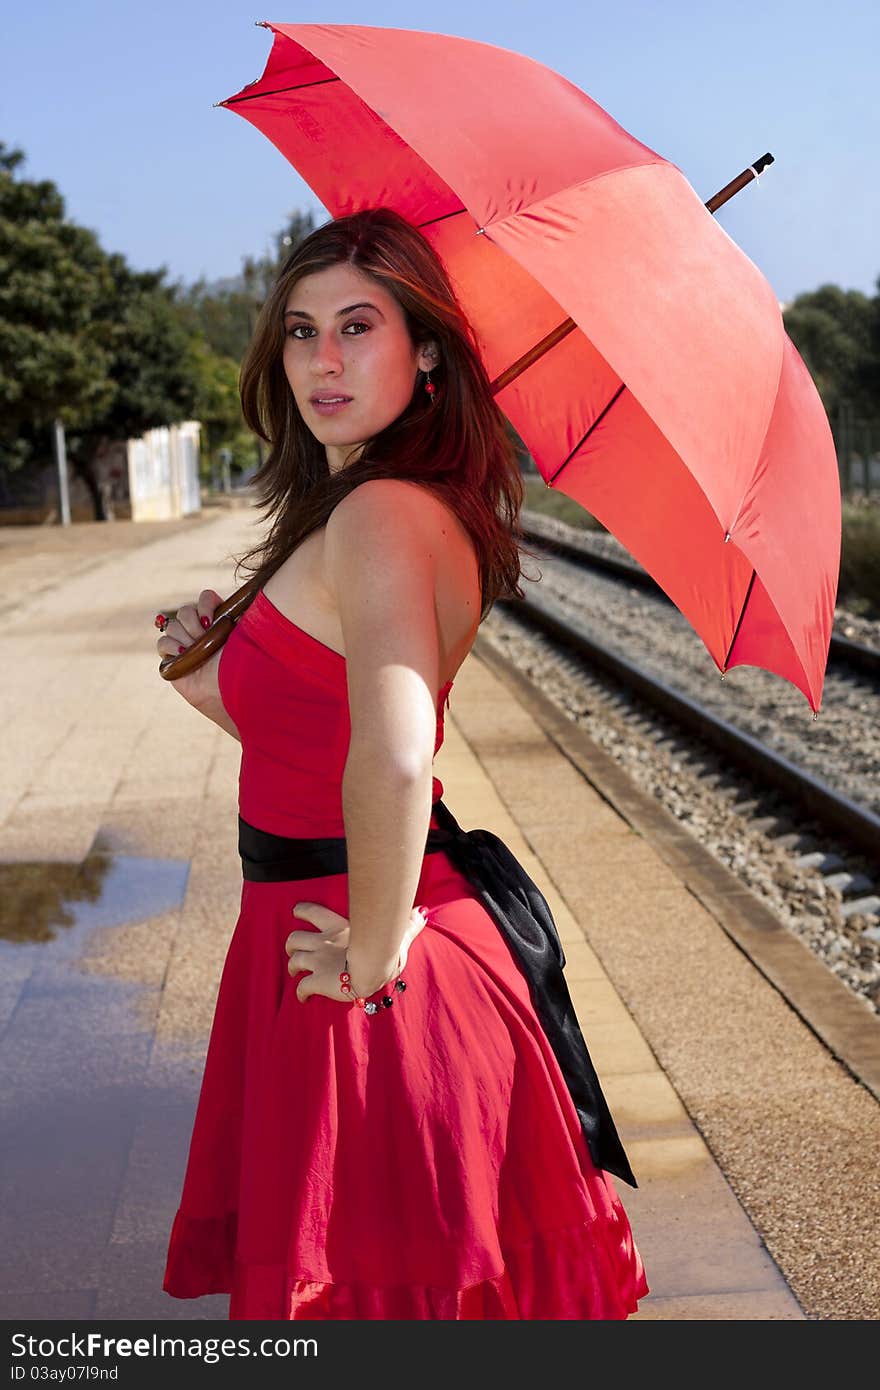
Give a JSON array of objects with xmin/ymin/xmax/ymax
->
[{"xmin": 0, "ymin": 844, "xmax": 191, "ymax": 948}]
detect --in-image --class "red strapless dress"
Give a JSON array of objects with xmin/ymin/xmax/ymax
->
[{"xmin": 162, "ymin": 590, "xmax": 648, "ymax": 1319}]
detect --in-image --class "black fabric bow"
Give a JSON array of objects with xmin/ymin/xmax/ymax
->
[{"xmin": 425, "ymin": 799, "xmax": 637, "ymax": 1189}]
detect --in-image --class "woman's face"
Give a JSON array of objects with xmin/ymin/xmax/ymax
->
[{"xmin": 282, "ymin": 263, "xmax": 437, "ymax": 474}]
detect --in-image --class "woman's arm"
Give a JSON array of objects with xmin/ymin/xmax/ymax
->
[
  {"xmin": 194, "ymin": 696, "xmax": 242, "ymax": 743},
  {"xmin": 340, "ymin": 748, "xmax": 433, "ymax": 993},
  {"xmin": 325, "ymin": 479, "xmax": 445, "ymax": 997}
]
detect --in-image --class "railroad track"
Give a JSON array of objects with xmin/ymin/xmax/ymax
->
[
  {"xmin": 483, "ymin": 534, "xmax": 880, "ymax": 1023},
  {"xmin": 503, "ymin": 586, "xmax": 880, "ymax": 873},
  {"xmin": 520, "ymin": 515, "xmax": 880, "ymax": 679}
]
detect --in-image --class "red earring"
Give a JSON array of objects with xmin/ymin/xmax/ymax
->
[{"xmin": 424, "ymin": 368, "xmax": 438, "ymax": 405}]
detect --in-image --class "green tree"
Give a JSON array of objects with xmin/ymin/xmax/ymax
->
[
  {"xmin": 185, "ymin": 336, "xmax": 250, "ymax": 474},
  {"xmin": 783, "ymin": 282, "xmax": 880, "ymax": 425},
  {"xmin": 0, "ymin": 142, "xmax": 115, "ymax": 484},
  {"xmin": 0, "ymin": 143, "xmax": 209, "ymax": 518},
  {"xmin": 173, "ymin": 280, "xmax": 256, "ymax": 364},
  {"xmin": 858, "ymin": 275, "xmax": 880, "ymax": 409},
  {"xmin": 63, "ymin": 251, "xmax": 199, "ymax": 514}
]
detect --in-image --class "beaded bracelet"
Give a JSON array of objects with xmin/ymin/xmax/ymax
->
[
  {"xmin": 338, "ymin": 906, "xmax": 428, "ymax": 1015},
  {"xmin": 339, "ymin": 953, "xmax": 407, "ymax": 1014}
]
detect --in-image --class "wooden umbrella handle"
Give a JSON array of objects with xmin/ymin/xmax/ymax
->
[{"xmin": 158, "ymin": 575, "xmax": 262, "ymax": 681}]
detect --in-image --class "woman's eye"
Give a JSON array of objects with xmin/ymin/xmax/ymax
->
[{"xmin": 286, "ymin": 321, "xmax": 370, "ymax": 339}]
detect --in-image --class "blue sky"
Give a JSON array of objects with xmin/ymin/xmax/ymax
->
[{"xmin": 3, "ymin": 1, "xmax": 877, "ymax": 304}]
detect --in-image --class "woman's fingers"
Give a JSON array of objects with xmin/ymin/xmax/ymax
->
[
  {"xmin": 154, "ymin": 593, "xmax": 222, "ymax": 650},
  {"xmin": 284, "ymin": 903, "xmax": 427, "ymax": 974},
  {"xmin": 287, "ymin": 949, "xmax": 316, "ymax": 974},
  {"xmin": 284, "ymin": 929, "xmax": 325, "ymax": 954},
  {"xmin": 284, "ymin": 925, "xmax": 349, "ymax": 958},
  {"xmin": 197, "ymin": 589, "xmax": 223, "ymax": 628},
  {"xmin": 174, "ymin": 602, "xmax": 207, "ymax": 642},
  {"xmin": 291, "ymin": 903, "xmax": 349, "ymax": 930},
  {"xmin": 284, "ymin": 900, "xmax": 346, "ymax": 967}
]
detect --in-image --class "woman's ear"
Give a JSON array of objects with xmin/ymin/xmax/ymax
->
[{"xmin": 417, "ymin": 341, "xmax": 440, "ymax": 374}]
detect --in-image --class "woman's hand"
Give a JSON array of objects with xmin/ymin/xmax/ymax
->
[
  {"xmin": 155, "ymin": 588, "xmax": 225, "ymax": 712},
  {"xmin": 286, "ymin": 902, "xmax": 429, "ymax": 1004}
]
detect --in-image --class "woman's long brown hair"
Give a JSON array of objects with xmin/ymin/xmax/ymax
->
[{"xmin": 236, "ymin": 206, "xmax": 535, "ymax": 620}]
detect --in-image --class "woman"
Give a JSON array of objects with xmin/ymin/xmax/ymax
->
[{"xmin": 159, "ymin": 207, "xmax": 648, "ymax": 1320}]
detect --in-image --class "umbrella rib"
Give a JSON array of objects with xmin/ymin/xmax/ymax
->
[
  {"xmin": 491, "ymin": 320, "xmax": 579, "ymax": 395},
  {"xmin": 223, "ymin": 77, "xmax": 341, "ymax": 105},
  {"xmin": 549, "ymin": 383, "xmax": 627, "ymax": 485},
  {"xmin": 487, "ymin": 316, "xmax": 627, "ymax": 486},
  {"xmin": 416, "ymin": 209, "xmax": 470, "ymax": 230},
  {"xmin": 723, "ymin": 567, "xmax": 757, "ymax": 672}
]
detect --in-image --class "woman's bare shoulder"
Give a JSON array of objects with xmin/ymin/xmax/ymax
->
[
  {"xmin": 324, "ymin": 478, "xmax": 480, "ymax": 677},
  {"xmin": 390, "ymin": 483, "xmax": 482, "ymax": 667},
  {"xmin": 326, "ymin": 478, "xmax": 474, "ymax": 566}
]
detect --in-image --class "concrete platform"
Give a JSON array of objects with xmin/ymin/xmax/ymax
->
[
  {"xmin": 436, "ymin": 659, "xmax": 805, "ymax": 1322},
  {"xmin": 1, "ymin": 506, "xmax": 872, "ymax": 1320}
]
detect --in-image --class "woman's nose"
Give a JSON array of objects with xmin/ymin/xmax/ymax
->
[{"xmin": 309, "ymin": 334, "xmax": 344, "ymax": 374}]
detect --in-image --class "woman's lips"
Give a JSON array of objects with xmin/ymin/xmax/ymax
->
[{"xmin": 310, "ymin": 397, "xmax": 353, "ymax": 415}]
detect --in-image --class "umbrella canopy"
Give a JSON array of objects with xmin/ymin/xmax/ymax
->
[{"xmin": 219, "ymin": 22, "xmax": 840, "ymax": 713}]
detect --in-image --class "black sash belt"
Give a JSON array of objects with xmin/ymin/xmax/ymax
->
[{"xmin": 239, "ymin": 801, "xmax": 637, "ymax": 1189}]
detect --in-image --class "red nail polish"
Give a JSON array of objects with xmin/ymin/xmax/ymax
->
[
  {"xmin": 200, "ymin": 615, "xmax": 211, "ymax": 629},
  {"xmin": 178, "ymin": 645, "xmax": 186, "ymax": 654}
]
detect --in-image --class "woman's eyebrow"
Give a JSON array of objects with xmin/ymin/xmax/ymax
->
[{"xmin": 283, "ymin": 301, "xmax": 384, "ymax": 321}]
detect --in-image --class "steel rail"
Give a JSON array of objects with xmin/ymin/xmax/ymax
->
[
  {"xmin": 499, "ymin": 586, "xmax": 880, "ymax": 863},
  {"xmin": 520, "ymin": 517, "xmax": 880, "ymax": 679}
]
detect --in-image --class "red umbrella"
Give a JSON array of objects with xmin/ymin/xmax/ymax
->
[{"xmin": 214, "ymin": 21, "xmax": 840, "ymax": 713}]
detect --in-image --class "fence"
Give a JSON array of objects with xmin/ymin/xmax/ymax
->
[{"xmin": 834, "ymin": 401, "xmax": 880, "ymax": 498}]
